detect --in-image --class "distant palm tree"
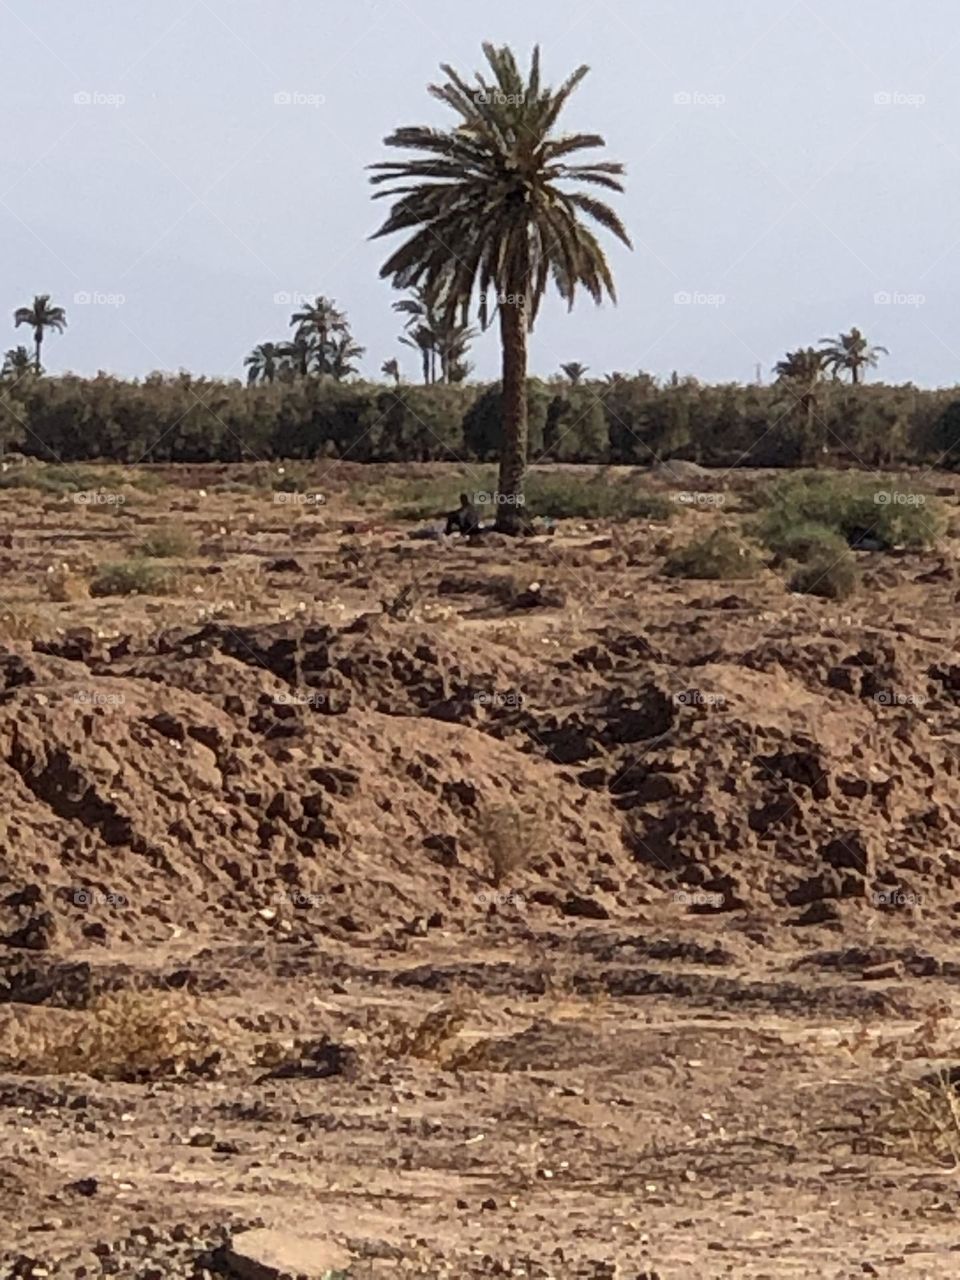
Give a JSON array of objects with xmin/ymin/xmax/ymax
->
[
  {"xmin": 290, "ymin": 296, "xmax": 347, "ymax": 376},
  {"xmin": 775, "ymin": 347, "xmax": 827, "ymax": 385},
  {"xmin": 819, "ymin": 326, "xmax": 888, "ymax": 384},
  {"xmin": 370, "ymin": 43, "xmax": 631, "ymax": 530},
  {"xmin": 14, "ymin": 294, "xmax": 66, "ymax": 373},
  {"xmin": 244, "ymin": 341, "xmax": 282, "ymax": 385},
  {"xmin": 381, "ymin": 357, "xmax": 402, "ymax": 386},
  {"xmin": 399, "ymin": 322, "xmax": 438, "ymax": 385},
  {"xmin": 328, "ymin": 333, "xmax": 365, "ymax": 381},
  {"xmin": 1, "ymin": 345, "xmax": 37, "ymax": 380},
  {"xmin": 393, "ymin": 286, "xmax": 476, "ymax": 384},
  {"xmin": 775, "ymin": 347, "xmax": 828, "ymax": 453},
  {"xmin": 561, "ymin": 361, "xmax": 589, "ymax": 385},
  {"xmin": 278, "ymin": 335, "xmax": 317, "ymax": 379}
]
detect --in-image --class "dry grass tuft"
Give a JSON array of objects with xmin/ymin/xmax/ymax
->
[
  {"xmin": 473, "ymin": 802, "xmax": 543, "ymax": 886},
  {"xmin": 384, "ymin": 1001, "xmax": 471, "ymax": 1063},
  {"xmin": 0, "ymin": 607, "xmax": 42, "ymax": 640},
  {"xmin": 876, "ymin": 1071, "xmax": 960, "ymax": 1167},
  {"xmin": 0, "ymin": 990, "xmax": 227, "ymax": 1081},
  {"xmin": 139, "ymin": 525, "xmax": 197, "ymax": 558},
  {"xmin": 44, "ymin": 565, "xmax": 91, "ymax": 602}
]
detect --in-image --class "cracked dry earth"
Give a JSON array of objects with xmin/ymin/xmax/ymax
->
[{"xmin": 2, "ymin": 463, "xmax": 960, "ymax": 1278}]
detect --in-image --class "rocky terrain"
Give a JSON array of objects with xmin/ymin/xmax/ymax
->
[{"xmin": 1, "ymin": 461, "xmax": 959, "ymax": 1278}]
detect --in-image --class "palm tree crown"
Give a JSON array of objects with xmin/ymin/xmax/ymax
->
[
  {"xmin": 819, "ymin": 326, "xmax": 888, "ymax": 384},
  {"xmin": 394, "ymin": 285, "xmax": 476, "ymax": 384},
  {"xmin": 2, "ymin": 346, "xmax": 37, "ymax": 380},
  {"xmin": 370, "ymin": 42, "xmax": 630, "ymax": 528},
  {"xmin": 14, "ymin": 294, "xmax": 67, "ymax": 373},
  {"xmin": 774, "ymin": 347, "xmax": 827, "ymax": 386},
  {"xmin": 561, "ymin": 361, "xmax": 589, "ymax": 385},
  {"xmin": 244, "ymin": 341, "xmax": 282, "ymax": 385}
]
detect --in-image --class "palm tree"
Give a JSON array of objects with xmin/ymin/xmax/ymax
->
[
  {"xmin": 290, "ymin": 296, "xmax": 347, "ymax": 376},
  {"xmin": 14, "ymin": 294, "xmax": 67, "ymax": 373},
  {"xmin": 244, "ymin": 341, "xmax": 282, "ymax": 385},
  {"xmin": 775, "ymin": 347, "xmax": 828, "ymax": 458},
  {"xmin": 399, "ymin": 322, "xmax": 438, "ymax": 385},
  {"xmin": 774, "ymin": 347, "xmax": 827, "ymax": 385},
  {"xmin": 382, "ymin": 357, "xmax": 402, "ymax": 386},
  {"xmin": 394, "ymin": 285, "xmax": 476, "ymax": 385},
  {"xmin": 370, "ymin": 43, "xmax": 631, "ymax": 531},
  {"xmin": 1, "ymin": 345, "xmax": 37, "ymax": 380},
  {"xmin": 819, "ymin": 326, "xmax": 888, "ymax": 384},
  {"xmin": 278, "ymin": 335, "xmax": 318, "ymax": 379},
  {"xmin": 561, "ymin": 361, "xmax": 589, "ymax": 385},
  {"xmin": 328, "ymin": 334, "xmax": 365, "ymax": 381}
]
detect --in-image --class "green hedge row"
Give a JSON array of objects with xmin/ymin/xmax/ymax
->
[{"xmin": 3, "ymin": 372, "xmax": 960, "ymax": 467}]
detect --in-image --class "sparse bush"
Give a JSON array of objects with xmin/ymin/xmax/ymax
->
[
  {"xmin": 0, "ymin": 990, "xmax": 225, "ymax": 1081},
  {"xmin": 879, "ymin": 1071, "xmax": 960, "ymax": 1168},
  {"xmin": 763, "ymin": 519, "xmax": 848, "ymax": 564},
  {"xmin": 524, "ymin": 471, "xmax": 671, "ymax": 521},
  {"xmin": 663, "ymin": 528, "xmax": 762, "ymax": 580},
  {"xmin": 44, "ymin": 565, "xmax": 91, "ymax": 602},
  {"xmin": 89, "ymin": 559, "xmax": 177, "ymax": 597},
  {"xmin": 754, "ymin": 474, "xmax": 942, "ymax": 550},
  {"xmin": 138, "ymin": 525, "xmax": 197, "ymax": 558},
  {"xmin": 789, "ymin": 552, "xmax": 859, "ymax": 599},
  {"xmin": 474, "ymin": 802, "xmax": 543, "ymax": 885}
]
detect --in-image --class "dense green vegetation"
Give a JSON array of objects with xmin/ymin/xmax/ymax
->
[{"xmin": 2, "ymin": 371, "xmax": 959, "ymax": 467}]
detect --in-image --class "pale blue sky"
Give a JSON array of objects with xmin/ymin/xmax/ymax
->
[{"xmin": 2, "ymin": 0, "xmax": 959, "ymax": 385}]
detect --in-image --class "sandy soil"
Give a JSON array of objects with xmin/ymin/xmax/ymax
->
[{"xmin": 1, "ymin": 461, "xmax": 960, "ymax": 1280}]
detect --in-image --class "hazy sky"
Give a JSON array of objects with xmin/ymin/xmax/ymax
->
[{"xmin": 2, "ymin": 0, "xmax": 959, "ymax": 385}]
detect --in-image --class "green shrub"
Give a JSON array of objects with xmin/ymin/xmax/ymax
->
[
  {"xmin": 663, "ymin": 528, "xmax": 762, "ymax": 579},
  {"xmin": 754, "ymin": 474, "xmax": 942, "ymax": 550},
  {"xmin": 89, "ymin": 560, "xmax": 177, "ymax": 597},
  {"xmin": 138, "ymin": 526, "xmax": 196, "ymax": 558},
  {"xmin": 523, "ymin": 472, "xmax": 672, "ymax": 521},
  {"xmin": 789, "ymin": 553, "xmax": 859, "ymax": 599},
  {"xmin": 763, "ymin": 520, "xmax": 849, "ymax": 564}
]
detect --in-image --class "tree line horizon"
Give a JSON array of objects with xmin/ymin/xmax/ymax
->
[{"xmin": 3, "ymin": 44, "xmax": 954, "ymax": 501}]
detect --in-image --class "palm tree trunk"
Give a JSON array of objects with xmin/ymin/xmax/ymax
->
[
  {"xmin": 852, "ymin": 364, "xmax": 860, "ymax": 386},
  {"xmin": 496, "ymin": 289, "xmax": 528, "ymax": 534},
  {"xmin": 34, "ymin": 329, "xmax": 42, "ymax": 374}
]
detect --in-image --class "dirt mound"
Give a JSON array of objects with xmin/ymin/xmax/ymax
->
[
  {"xmin": 0, "ymin": 620, "xmax": 631, "ymax": 954},
  {"xmin": 3, "ymin": 610, "xmax": 960, "ymax": 957}
]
